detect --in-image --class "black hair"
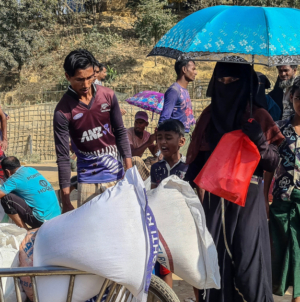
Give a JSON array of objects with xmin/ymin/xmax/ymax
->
[
  {"xmin": 99, "ymin": 63, "xmax": 107, "ymax": 72},
  {"xmin": 276, "ymin": 65, "xmax": 298, "ymax": 70},
  {"xmin": 290, "ymin": 77, "xmax": 300, "ymax": 95},
  {"xmin": 2, "ymin": 156, "xmax": 21, "ymax": 171},
  {"xmin": 64, "ymin": 49, "xmax": 96, "ymax": 77},
  {"xmin": 157, "ymin": 119, "xmax": 185, "ymax": 137},
  {"xmin": 94, "ymin": 60, "xmax": 101, "ymax": 69},
  {"xmin": 94, "ymin": 61, "xmax": 107, "ymax": 72},
  {"xmin": 175, "ymin": 60, "xmax": 195, "ymax": 77}
]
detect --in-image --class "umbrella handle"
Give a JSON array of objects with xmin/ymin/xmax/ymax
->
[{"xmin": 250, "ymin": 55, "xmax": 254, "ymax": 118}]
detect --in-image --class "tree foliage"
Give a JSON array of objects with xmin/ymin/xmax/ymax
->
[
  {"xmin": 0, "ymin": 0, "xmax": 58, "ymax": 71},
  {"xmin": 134, "ymin": 0, "xmax": 177, "ymax": 46},
  {"xmin": 82, "ymin": 26, "xmax": 123, "ymax": 54}
]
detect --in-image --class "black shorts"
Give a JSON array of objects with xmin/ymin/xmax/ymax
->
[{"xmin": 1, "ymin": 193, "xmax": 43, "ymax": 228}]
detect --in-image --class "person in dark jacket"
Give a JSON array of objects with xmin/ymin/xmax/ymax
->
[{"xmin": 185, "ymin": 61, "xmax": 284, "ymax": 302}]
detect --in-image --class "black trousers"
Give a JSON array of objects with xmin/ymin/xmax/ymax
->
[{"xmin": 1, "ymin": 193, "xmax": 43, "ymax": 228}]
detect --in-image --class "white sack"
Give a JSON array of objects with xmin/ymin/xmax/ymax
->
[
  {"xmin": 143, "ymin": 177, "xmax": 151, "ymax": 192},
  {"xmin": 35, "ymin": 275, "xmax": 105, "ymax": 302},
  {"xmin": 0, "ymin": 224, "xmax": 27, "ymax": 302},
  {"xmin": 147, "ymin": 176, "xmax": 220, "ymax": 290},
  {"xmin": 34, "ymin": 167, "xmax": 158, "ymax": 302}
]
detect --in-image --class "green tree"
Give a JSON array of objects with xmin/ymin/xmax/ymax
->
[
  {"xmin": 0, "ymin": 0, "xmax": 58, "ymax": 71},
  {"xmin": 134, "ymin": 0, "xmax": 177, "ymax": 46}
]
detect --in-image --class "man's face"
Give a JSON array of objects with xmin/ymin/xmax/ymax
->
[
  {"xmin": 94, "ymin": 66, "xmax": 100, "ymax": 82},
  {"xmin": 134, "ymin": 119, "xmax": 148, "ymax": 133},
  {"xmin": 277, "ymin": 65, "xmax": 296, "ymax": 81},
  {"xmin": 157, "ymin": 131, "xmax": 185, "ymax": 158},
  {"xmin": 99, "ymin": 67, "xmax": 107, "ymax": 81},
  {"xmin": 65, "ymin": 66, "xmax": 95, "ymax": 96},
  {"xmin": 183, "ymin": 61, "xmax": 197, "ymax": 82}
]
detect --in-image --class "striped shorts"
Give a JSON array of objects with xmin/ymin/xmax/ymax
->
[{"xmin": 77, "ymin": 181, "xmax": 118, "ymax": 207}]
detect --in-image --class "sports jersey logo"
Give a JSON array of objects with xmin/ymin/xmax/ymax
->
[
  {"xmin": 101, "ymin": 103, "xmax": 110, "ymax": 112},
  {"xmin": 73, "ymin": 113, "xmax": 83, "ymax": 120},
  {"xmin": 81, "ymin": 127, "xmax": 103, "ymax": 142},
  {"xmin": 39, "ymin": 180, "xmax": 48, "ymax": 187}
]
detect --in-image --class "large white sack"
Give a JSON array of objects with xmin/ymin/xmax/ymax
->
[
  {"xmin": 36, "ymin": 275, "xmax": 105, "ymax": 302},
  {"xmin": 36, "ymin": 275, "xmax": 136, "ymax": 302},
  {"xmin": 147, "ymin": 176, "xmax": 220, "ymax": 290},
  {"xmin": 34, "ymin": 167, "xmax": 158, "ymax": 302},
  {"xmin": 143, "ymin": 177, "xmax": 151, "ymax": 192},
  {"xmin": 0, "ymin": 223, "xmax": 27, "ymax": 302}
]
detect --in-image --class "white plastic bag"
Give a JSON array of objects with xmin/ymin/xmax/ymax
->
[
  {"xmin": 147, "ymin": 175, "xmax": 220, "ymax": 290},
  {"xmin": 0, "ymin": 223, "xmax": 27, "ymax": 302},
  {"xmin": 33, "ymin": 167, "xmax": 158, "ymax": 302}
]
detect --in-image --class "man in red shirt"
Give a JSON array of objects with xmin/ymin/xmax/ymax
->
[{"xmin": 54, "ymin": 49, "xmax": 132, "ymax": 212}]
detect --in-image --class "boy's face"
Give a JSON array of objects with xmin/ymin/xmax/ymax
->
[
  {"xmin": 291, "ymin": 88, "xmax": 300, "ymax": 116},
  {"xmin": 157, "ymin": 130, "xmax": 185, "ymax": 158}
]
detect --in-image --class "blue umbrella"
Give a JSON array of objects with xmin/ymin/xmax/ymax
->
[{"xmin": 148, "ymin": 5, "xmax": 300, "ymax": 66}]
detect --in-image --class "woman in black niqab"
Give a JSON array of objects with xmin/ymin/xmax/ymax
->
[
  {"xmin": 206, "ymin": 62, "xmax": 267, "ymax": 148},
  {"xmin": 185, "ymin": 62, "xmax": 283, "ymax": 302}
]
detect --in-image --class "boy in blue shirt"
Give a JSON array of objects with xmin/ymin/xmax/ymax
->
[
  {"xmin": 0, "ymin": 156, "xmax": 61, "ymax": 229},
  {"xmin": 150, "ymin": 119, "xmax": 188, "ymax": 288}
]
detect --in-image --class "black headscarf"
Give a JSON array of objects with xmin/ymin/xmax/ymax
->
[
  {"xmin": 206, "ymin": 62, "xmax": 266, "ymax": 148},
  {"xmin": 268, "ymin": 76, "xmax": 283, "ymax": 114},
  {"xmin": 256, "ymin": 71, "xmax": 271, "ymax": 96}
]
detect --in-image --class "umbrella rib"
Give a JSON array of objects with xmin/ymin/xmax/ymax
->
[{"xmin": 262, "ymin": 8, "xmax": 271, "ymax": 65}]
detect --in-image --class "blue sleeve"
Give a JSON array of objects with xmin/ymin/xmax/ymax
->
[
  {"xmin": 150, "ymin": 165, "xmax": 156, "ymax": 185},
  {"xmin": 0, "ymin": 178, "xmax": 17, "ymax": 195},
  {"xmin": 158, "ymin": 88, "xmax": 178, "ymax": 125}
]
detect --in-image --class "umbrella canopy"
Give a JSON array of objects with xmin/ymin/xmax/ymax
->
[
  {"xmin": 125, "ymin": 91, "xmax": 164, "ymax": 114},
  {"xmin": 148, "ymin": 5, "xmax": 300, "ymax": 66}
]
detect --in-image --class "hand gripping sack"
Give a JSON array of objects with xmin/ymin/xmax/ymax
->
[
  {"xmin": 19, "ymin": 229, "xmax": 39, "ymax": 301},
  {"xmin": 18, "ymin": 229, "xmax": 107, "ymax": 302},
  {"xmin": 33, "ymin": 167, "xmax": 158, "ymax": 302},
  {"xmin": 147, "ymin": 176, "xmax": 220, "ymax": 290},
  {"xmin": 194, "ymin": 130, "xmax": 260, "ymax": 207}
]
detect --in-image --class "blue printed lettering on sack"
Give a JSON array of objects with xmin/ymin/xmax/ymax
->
[
  {"xmin": 144, "ymin": 189, "xmax": 158, "ymax": 293},
  {"xmin": 157, "ymin": 245, "xmax": 168, "ymax": 269}
]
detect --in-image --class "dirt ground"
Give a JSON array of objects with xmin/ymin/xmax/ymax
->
[{"xmin": 31, "ymin": 162, "xmax": 292, "ymax": 302}]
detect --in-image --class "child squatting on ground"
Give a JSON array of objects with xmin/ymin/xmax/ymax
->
[{"xmin": 150, "ymin": 119, "xmax": 188, "ymax": 288}]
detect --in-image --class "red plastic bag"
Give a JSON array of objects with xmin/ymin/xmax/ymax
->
[{"xmin": 194, "ymin": 130, "xmax": 260, "ymax": 207}]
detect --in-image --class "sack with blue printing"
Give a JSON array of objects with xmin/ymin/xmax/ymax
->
[
  {"xmin": 147, "ymin": 175, "xmax": 221, "ymax": 290},
  {"xmin": 33, "ymin": 167, "xmax": 158, "ymax": 302},
  {"xmin": 0, "ymin": 223, "xmax": 27, "ymax": 302}
]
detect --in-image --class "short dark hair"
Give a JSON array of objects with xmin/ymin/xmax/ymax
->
[
  {"xmin": 64, "ymin": 49, "xmax": 96, "ymax": 77},
  {"xmin": 157, "ymin": 119, "xmax": 185, "ymax": 137},
  {"xmin": 276, "ymin": 65, "xmax": 298, "ymax": 70},
  {"xmin": 99, "ymin": 63, "xmax": 107, "ymax": 72},
  {"xmin": 175, "ymin": 60, "xmax": 195, "ymax": 77},
  {"xmin": 94, "ymin": 61, "xmax": 107, "ymax": 72},
  {"xmin": 2, "ymin": 156, "xmax": 21, "ymax": 171},
  {"xmin": 291, "ymin": 77, "xmax": 300, "ymax": 95}
]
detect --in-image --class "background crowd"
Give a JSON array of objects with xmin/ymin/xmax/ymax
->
[{"xmin": 0, "ymin": 48, "xmax": 298, "ymax": 302}]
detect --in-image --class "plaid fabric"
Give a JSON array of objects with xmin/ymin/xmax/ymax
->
[
  {"xmin": 131, "ymin": 156, "xmax": 150, "ymax": 181},
  {"xmin": 144, "ymin": 156, "xmax": 160, "ymax": 170},
  {"xmin": 77, "ymin": 181, "xmax": 117, "ymax": 207}
]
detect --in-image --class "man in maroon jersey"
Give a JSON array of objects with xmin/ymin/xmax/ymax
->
[{"xmin": 54, "ymin": 49, "xmax": 132, "ymax": 213}]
